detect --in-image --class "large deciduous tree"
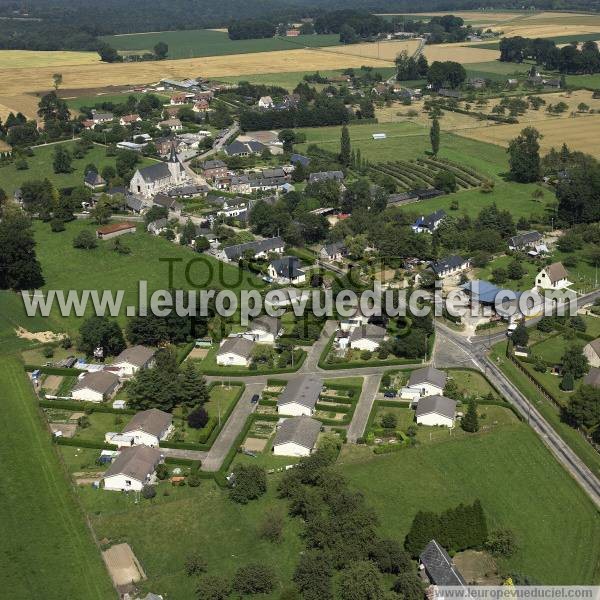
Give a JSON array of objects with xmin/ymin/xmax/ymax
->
[{"xmin": 508, "ymin": 127, "xmax": 541, "ymax": 183}]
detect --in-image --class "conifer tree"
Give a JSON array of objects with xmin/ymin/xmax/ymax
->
[
  {"xmin": 340, "ymin": 125, "xmax": 351, "ymax": 166},
  {"xmin": 461, "ymin": 399, "xmax": 479, "ymax": 432},
  {"xmin": 430, "ymin": 117, "xmax": 440, "ymax": 156}
]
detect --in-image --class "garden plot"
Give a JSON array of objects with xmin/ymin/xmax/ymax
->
[{"xmin": 102, "ymin": 543, "xmax": 146, "ymax": 588}]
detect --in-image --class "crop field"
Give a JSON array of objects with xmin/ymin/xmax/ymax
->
[
  {"xmin": 319, "ymin": 39, "xmax": 418, "ymax": 62},
  {"xmin": 0, "ymin": 140, "xmax": 157, "ymax": 195},
  {"xmin": 65, "ymin": 91, "xmax": 170, "ymax": 112},
  {"xmin": 0, "ymin": 49, "xmax": 98, "ymax": 69},
  {"xmin": 0, "ymin": 356, "xmax": 114, "ymax": 599},
  {"xmin": 102, "ymin": 29, "xmax": 342, "ymax": 59},
  {"xmin": 422, "ymin": 43, "xmax": 500, "ymax": 64},
  {"xmin": 457, "ymin": 114, "xmax": 600, "ymax": 157},
  {"xmin": 342, "ymin": 424, "xmax": 600, "ymax": 584},
  {"xmin": 30, "ymin": 219, "xmax": 260, "ymax": 335}
]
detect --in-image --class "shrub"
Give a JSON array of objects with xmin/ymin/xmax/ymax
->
[
  {"xmin": 360, "ymin": 350, "xmax": 372, "ymax": 361},
  {"xmin": 188, "ymin": 406, "xmax": 209, "ymax": 429},
  {"xmin": 187, "ymin": 472, "xmax": 202, "ymax": 487},
  {"xmin": 73, "ymin": 230, "xmax": 97, "ymax": 249},
  {"xmin": 155, "ymin": 463, "xmax": 169, "ymax": 480},
  {"xmin": 560, "ymin": 373, "xmax": 574, "ymax": 391},
  {"xmin": 259, "ymin": 510, "xmax": 284, "ymax": 543},
  {"xmin": 42, "ymin": 346, "xmax": 54, "ymax": 358},
  {"xmin": 381, "ymin": 413, "xmax": 398, "ymax": 429},
  {"xmin": 233, "ymin": 563, "xmax": 276, "ymax": 595},
  {"xmin": 141, "ymin": 484, "xmax": 156, "ymax": 499},
  {"xmin": 50, "ymin": 218, "xmax": 65, "ymax": 232},
  {"xmin": 486, "ymin": 528, "xmax": 518, "ymax": 558},
  {"xmin": 184, "ymin": 553, "xmax": 207, "ymax": 576},
  {"xmin": 196, "ymin": 575, "xmax": 231, "ymax": 600},
  {"xmin": 229, "ymin": 464, "xmax": 267, "ymax": 504}
]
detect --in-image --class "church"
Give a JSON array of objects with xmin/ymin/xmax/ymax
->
[{"xmin": 129, "ymin": 144, "xmax": 189, "ymax": 198}]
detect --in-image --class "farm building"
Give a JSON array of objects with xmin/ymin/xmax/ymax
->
[
  {"xmin": 72, "ymin": 371, "xmax": 121, "ymax": 403},
  {"xmin": 216, "ymin": 337, "xmax": 256, "ymax": 367},
  {"xmin": 96, "ymin": 222, "xmax": 137, "ymax": 240},
  {"xmin": 277, "ymin": 376, "xmax": 322, "ymax": 416},
  {"xmin": 102, "ymin": 445, "xmax": 163, "ymax": 492},
  {"xmin": 415, "ymin": 395, "xmax": 457, "ymax": 427},
  {"xmin": 273, "ymin": 416, "xmax": 322, "ymax": 457}
]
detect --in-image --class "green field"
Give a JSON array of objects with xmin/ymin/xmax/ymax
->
[
  {"xmin": 465, "ymin": 60, "xmax": 532, "ymax": 81},
  {"xmin": 342, "ymin": 423, "xmax": 600, "ymax": 584},
  {"xmin": 0, "ymin": 141, "xmax": 157, "ymax": 195},
  {"xmin": 65, "ymin": 92, "xmax": 170, "ymax": 111},
  {"xmin": 102, "ymin": 29, "xmax": 341, "ymax": 59},
  {"xmin": 0, "ymin": 356, "xmax": 114, "ymax": 599},
  {"xmin": 475, "ymin": 254, "xmax": 541, "ymax": 291},
  {"xmin": 29, "ymin": 219, "xmax": 261, "ymax": 336}
]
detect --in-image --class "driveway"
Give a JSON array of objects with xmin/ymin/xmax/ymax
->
[{"xmin": 346, "ymin": 374, "xmax": 382, "ymax": 443}]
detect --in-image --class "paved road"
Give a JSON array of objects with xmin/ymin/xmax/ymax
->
[
  {"xmin": 436, "ymin": 321, "xmax": 600, "ymax": 509},
  {"xmin": 346, "ymin": 374, "xmax": 382, "ymax": 443},
  {"xmin": 201, "ymin": 381, "xmax": 264, "ymax": 472}
]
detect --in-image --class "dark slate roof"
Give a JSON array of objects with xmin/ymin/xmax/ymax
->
[
  {"xmin": 138, "ymin": 162, "xmax": 172, "ymax": 183},
  {"xmin": 274, "ymin": 416, "xmax": 321, "ymax": 449},
  {"xmin": 223, "ymin": 236, "xmax": 284, "ymax": 261},
  {"xmin": 277, "ymin": 376, "xmax": 322, "ymax": 410},
  {"xmin": 202, "ymin": 159, "xmax": 226, "ymax": 169},
  {"xmin": 349, "ymin": 323, "xmax": 387, "ymax": 343},
  {"xmin": 461, "ymin": 280, "xmax": 522, "ymax": 305},
  {"xmin": 408, "ymin": 366, "xmax": 447, "ymax": 390},
  {"xmin": 415, "ymin": 395, "xmax": 457, "ymax": 420},
  {"xmin": 153, "ymin": 194, "xmax": 182, "ymax": 211},
  {"xmin": 216, "ymin": 337, "xmax": 255, "ymax": 359},
  {"xmin": 72, "ymin": 370, "xmax": 119, "ymax": 395},
  {"xmin": 413, "ymin": 189, "xmax": 445, "ymax": 200},
  {"xmin": 290, "ymin": 153, "xmax": 310, "ymax": 167},
  {"xmin": 126, "ymin": 196, "xmax": 145, "ymax": 212},
  {"xmin": 225, "ymin": 140, "xmax": 266, "ymax": 156},
  {"xmin": 84, "ymin": 171, "xmax": 106, "ymax": 186},
  {"xmin": 508, "ymin": 231, "xmax": 542, "ymax": 248},
  {"xmin": 420, "ymin": 539, "xmax": 466, "ymax": 586},
  {"xmin": 113, "ymin": 345, "xmax": 155, "ymax": 368},
  {"xmin": 430, "ymin": 255, "xmax": 468, "ymax": 276},
  {"xmin": 250, "ymin": 315, "xmax": 281, "ymax": 336},
  {"xmin": 388, "ymin": 191, "xmax": 418, "ymax": 205},
  {"xmin": 322, "ymin": 241, "xmax": 347, "ymax": 257},
  {"xmin": 309, "ymin": 170, "xmax": 344, "ymax": 184},
  {"xmin": 270, "ymin": 256, "xmax": 304, "ymax": 279},
  {"xmin": 414, "ymin": 209, "xmax": 447, "ymax": 230}
]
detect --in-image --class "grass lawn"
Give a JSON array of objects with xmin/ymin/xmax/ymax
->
[
  {"xmin": 29, "ymin": 219, "xmax": 260, "ymax": 336},
  {"xmin": 447, "ymin": 368, "xmax": 497, "ymax": 396},
  {"xmin": 465, "ymin": 60, "xmax": 532, "ymax": 81},
  {"xmin": 341, "ymin": 423, "xmax": 600, "ymax": 584},
  {"xmin": 552, "ymin": 245, "xmax": 600, "ymax": 294},
  {"xmin": 0, "ymin": 140, "xmax": 157, "ymax": 195},
  {"xmin": 474, "ymin": 254, "xmax": 540, "ymax": 291},
  {"xmin": 490, "ymin": 340, "xmax": 600, "ymax": 479},
  {"xmin": 102, "ymin": 29, "xmax": 341, "ymax": 60},
  {"xmin": 65, "ymin": 92, "xmax": 170, "ymax": 112},
  {"xmin": 530, "ymin": 333, "xmax": 571, "ymax": 364},
  {"xmin": 0, "ymin": 356, "xmax": 114, "ymax": 599},
  {"xmin": 90, "ymin": 475, "xmax": 304, "ymax": 599}
]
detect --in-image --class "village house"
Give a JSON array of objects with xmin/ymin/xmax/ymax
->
[
  {"xmin": 218, "ymin": 236, "xmax": 285, "ymax": 262},
  {"xmin": 290, "ymin": 153, "xmax": 310, "ymax": 168},
  {"xmin": 419, "ymin": 539, "xmax": 466, "ymax": 586},
  {"xmin": 201, "ymin": 159, "xmax": 228, "ymax": 180},
  {"xmin": 536, "ymin": 262, "xmax": 571, "ymax": 291},
  {"xmin": 106, "ymin": 408, "xmax": 173, "ymax": 448},
  {"xmin": 229, "ymin": 175, "xmax": 252, "ymax": 195},
  {"xmin": 153, "ymin": 193, "xmax": 183, "ymax": 215},
  {"xmin": 412, "ymin": 209, "xmax": 447, "ymax": 234},
  {"xmin": 583, "ymin": 366, "xmax": 600, "ymax": 388},
  {"xmin": 129, "ymin": 146, "xmax": 189, "ymax": 198},
  {"xmin": 430, "ymin": 255, "xmax": 470, "ymax": 279},
  {"xmin": 309, "ymin": 170, "xmax": 344, "ymax": 184},
  {"xmin": 72, "ymin": 371, "xmax": 121, "ymax": 403},
  {"xmin": 285, "ymin": 29, "xmax": 300, "ymax": 37},
  {"xmin": 583, "ymin": 339, "xmax": 600, "ymax": 368},
  {"xmin": 415, "ymin": 395, "xmax": 457, "ymax": 427},
  {"xmin": 258, "ymin": 96, "xmax": 274, "ymax": 109},
  {"xmin": 268, "ymin": 256, "xmax": 306, "ymax": 285},
  {"xmin": 102, "ymin": 445, "xmax": 163, "ymax": 492},
  {"xmin": 111, "ymin": 345, "xmax": 156, "ymax": 377},
  {"xmin": 170, "ymin": 93, "xmax": 188, "ymax": 105},
  {"xmin": 96, "ymin": 222, "xmax": 137, "ymax": 240},
  {"xmin": 159, "ymin": 118, "xmax": 183, "ymax": 131},
  {"xmin": 90, "ymin": 109, "xmax": 114, "ymax": 124},
  {"xmin": 84, "ymin": 171, "xmax": 106, "ymax": 191},
  {"xmin": 401, "ymin": 366, "xmax": 447, "ymax": 401},
  {"xmin": 243, "ymin": 316, "xmax": 283, "ymax": 344},
  {"xmin": 147, "ymin": 218, "xmax": 168, "ymax": 236},
  {"xmin": 119, "ymin": 114, "xmax": 142, "ymax": 126},
  {"xmin": 277, "ymin": 376, "xmax": 322, "ymax": 416},
  {"xmin": 193, "ymin": 99, "xmax": 210, "ymax": 112},
  {"xmin": 224, "ymin": 140, "xmax": 267, "ymax": 157},
  {"xmin": 349, "ymin": 323, "xmax": 387, "ymax": 351},
  {"xmin": 508, "ymin": 230, "xmax": 543, "ymax": 251},
  {"xmin": 320, "ymin": 241, "xmax": 347, "ymax": 262},
  {"xmin": 273, "ymin": 416, "xmax": 322, "ymax": 457},
  {"xmin": 216, "ymin": 337, "xmax": 256, "ymax": 367}
]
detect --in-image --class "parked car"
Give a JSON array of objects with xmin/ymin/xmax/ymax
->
[
  {"xmin": 250, "ymin": 394, "xmax": 260, "ymax": 404},
  {"xmin": 383, "ymin": 390, "xmax": 397, "ymax": 398}
]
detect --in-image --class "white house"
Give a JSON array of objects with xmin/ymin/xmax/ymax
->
[
  {"xmin": 106, "ymin": 408, "xmax": 173, "ymax": 448},
  {"xmin": 277, "ymin": 376, "xmax": 322, "ymax": 416},
  {"xmin": 401, "ymin": 366, "xmax": 447, "ymax": 401},
  {"xmin": 429, "ymin": 255, "xmax": 470, "ymax": 279},
  {"xmin": 243, "ymin": 316, "xmax": 282, "ymax": 344},
  {"xmin": 268, "ymin": 256, "xmax": 306, "ymax": 285},
  {"xmin": 415, "ymin": 395, "xmax": 457, "ymax": 427},
  {"xmin": 412, "ymin": 210, "xmax": 447, "ymax": 234},
  {"xmin": 219, "ymin": 237, "xmax": 285, "ymax": 262},
  {"xmin": 111, "ymin": 345, "xmax": 156, "ymax": 377},
  {"xmin": 258, "ymin": 96, "xmax": 274, "ymax": 109},
  {"xmin": 273, "ymin": 416, "xmax": 322, "ymax": 457},
  {"xmin": 536, "ymin": 262, "xmax": 572, "ymax": 291},
  {"xmin": 102, "ymin": 445, "xmax": 163, "ymax": 492},
  {"xmin": 583, "ymin": 339, "xmax": 600, "ymax": 368},
  {"xmin": 349, "ymin": 324, "xmax": 387, "ymax": 352},
  {"xmin": 71, "ymin": 371, "xmax": 120, "ymax": 403},
  {"xmin": 508, "ymin": 231, "xmax": 543, "ymax": 251},
  {"xmin": 339, "ymin": 307, "xmax": 371, "ymax": 332},
  {"xmin": 216, "ymin": 337, "xmax": 255, "ymax": 367}
]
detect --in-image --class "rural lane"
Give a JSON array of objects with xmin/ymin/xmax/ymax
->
[{"xmin": 346, "ymin": 374, "xmax": 382, "ymax": 443}]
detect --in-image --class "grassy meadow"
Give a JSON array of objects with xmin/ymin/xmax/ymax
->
[
  {"xmin": 102, "ymin": 29, "xmax": 341, "ymax": 59},
  {"xmin": 342, "ymin": 423, "xmax": 600, "ymax": 584},
  {"xmin": 0, "ymin": 356, "xmax": 114, "ymax": 599},
  {"xmin": 0, "ymin": 141, "xmax": 157, "ymax": 195}
]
